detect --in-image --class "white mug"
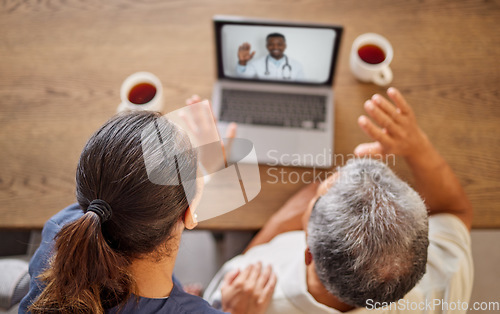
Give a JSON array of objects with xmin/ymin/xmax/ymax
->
[
  {"xmin": 117, "ymin": 72, "xmax": 163, "ymax": 113},
  {"xmin": 350, "ymin": 33, "xmax": 393, "ymax": 86}
]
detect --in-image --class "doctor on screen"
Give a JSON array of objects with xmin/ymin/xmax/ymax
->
[{"xmin": 235, "ymin": 33, "xmax": 305, "ymax": 81}]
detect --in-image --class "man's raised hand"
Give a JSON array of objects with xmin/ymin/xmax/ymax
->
[
  {"xmin": 238, "ymin": 42, "xmax": 256, "ymax": 66},
  {"xmin": 355, "ymin": 87, "xmax": 431, "ymax": 161}
]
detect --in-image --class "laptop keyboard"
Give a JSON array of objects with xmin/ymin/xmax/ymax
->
[{"xmin": 219, "ymin": 89, "xmax": 327, "ymax": 130}]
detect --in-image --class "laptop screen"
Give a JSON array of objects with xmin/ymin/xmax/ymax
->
[{"xmin": 214, "ymin": 16, "xmax": 343, "ymax": 86}]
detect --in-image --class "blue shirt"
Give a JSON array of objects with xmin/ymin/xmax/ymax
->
[{"xmin": 19, "ymin": 203, "xmax": 224, "ymax": 314}]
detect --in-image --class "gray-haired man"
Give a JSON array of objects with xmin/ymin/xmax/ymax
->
[{"xmin": 205, "ymin": 88, "xmax": 473, "ymax": 313}]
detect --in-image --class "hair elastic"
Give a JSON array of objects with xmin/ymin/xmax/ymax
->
[{"xmin": 87, "ymin": 199, "xmax": 112, "ymax": 223}]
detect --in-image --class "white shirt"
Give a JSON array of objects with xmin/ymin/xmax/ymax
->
[
  {"xmin": 204, "ymin": 214, "xmax": 473, "ymax": 314},
  {"xmin": 235, "ymin": 55, "xmax": 305, "ymax": 81}
]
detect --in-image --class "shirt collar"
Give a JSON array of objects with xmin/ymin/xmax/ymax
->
[
  {"xmin": 268, "ymin": 55, "xmax": 285, "ymax": 66},
  {"xmin": 281, "ymin": 254, "xmax": 375, "ymax": 314},
  {"xmin": 281, "ymin": 250, "xmax": 337, "ymax": 313}
]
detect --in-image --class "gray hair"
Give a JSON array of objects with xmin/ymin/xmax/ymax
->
[{"xmin": 307, "ymin": 158, "xmax": 429, "ymax": 307}]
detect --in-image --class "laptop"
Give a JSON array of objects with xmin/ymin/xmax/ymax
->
[{"xmin": 212, "ymin": 16, "xmax": 343, "ymax": 168}]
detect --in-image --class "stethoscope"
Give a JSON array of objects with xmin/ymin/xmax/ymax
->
[{"xmin": 265, "ymin": 55, "xmax": 292, "ymax": 79}]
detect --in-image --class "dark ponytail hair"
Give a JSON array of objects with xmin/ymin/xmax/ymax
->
[{"xmin": 30, "ymin": 111, "xmax": 197, "ymax": 313}]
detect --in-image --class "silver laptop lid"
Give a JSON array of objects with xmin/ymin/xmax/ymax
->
[{"xmin": 213, "ymin": 15, "xmax": 343, "ymax": 87}]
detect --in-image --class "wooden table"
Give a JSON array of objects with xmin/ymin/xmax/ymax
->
[{"xmin": 1, "ymin": 0, "xmax": 499, "ymax": 229}]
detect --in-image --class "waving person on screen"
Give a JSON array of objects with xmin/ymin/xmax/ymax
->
[{"xmin": 236, "ymin": 33, "xmax": 305, "ymax": 81}]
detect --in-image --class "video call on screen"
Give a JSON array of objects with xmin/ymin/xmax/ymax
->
[{"xmin": 221, "ymin": 24, "xmax": 337, "ymax": 84}]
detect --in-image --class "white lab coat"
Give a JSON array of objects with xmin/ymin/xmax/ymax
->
[{"xmin": 235, "ymin": 54, "xmax": 305, "ymax": 81}]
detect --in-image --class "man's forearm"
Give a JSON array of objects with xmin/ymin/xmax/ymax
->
[
  {"xmin": 406, "ymin": 137, "xmax": 473, "ymax": 229},
  {"xmin": 243, "ymin": 213, "xmax": 302, "ymax": 253},
  {"xmin": 244, "ymin": 183, "xmax": 319, "ymax": 253}
]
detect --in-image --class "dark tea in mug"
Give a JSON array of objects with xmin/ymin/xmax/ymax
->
[
  {"xmin": 358, "ymin": 44, "xmax": 386, "ymax": 64},
  {"xmin": 128, "ymin": 83, "xmax": 157, "ymax": 105}
]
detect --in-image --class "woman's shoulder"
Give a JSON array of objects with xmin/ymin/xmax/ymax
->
[
  {"xmin": 47, "ymin": 203, "xmax": 83, "ymax": 228},
  {"xmin": 108, "ymin": 282, "xmax": 225, "ymax": 314},
  {"xmin": 169, "ymin": 283, "xmax": 225, "ymax": 313},
  {"xmin": 18, "ymin": 203, "xmax": 84, "ymax": 313}
]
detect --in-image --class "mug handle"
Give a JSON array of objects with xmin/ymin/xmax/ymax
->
[
  {"xmin": 117, "ymin": 102, "xmax": 128, "ymax": 113},
  {"xmin": 373, "ymin": 66, "xmax": 393, "ymax": 86}
]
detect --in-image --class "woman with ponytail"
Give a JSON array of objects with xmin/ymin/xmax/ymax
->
[{"xmin": 19, "ymin": 111, "xmax": 276, "ymax": 313}]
